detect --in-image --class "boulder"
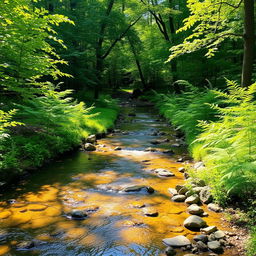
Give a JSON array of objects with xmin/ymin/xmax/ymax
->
[
  {"xmin": 168, "ymin": 188, "xmax": 178, "ymax": 196},
  {"xmin": 193, "ymin": 234, "xmax": 208, "ymax": 243},
  {"xmin": 155, "ymin": 168, "xmax": 175, "ymax": 177},
  {"xmin": 207, "ymin": 241, "xmax": 223, "ymax": 254},
  {"xmin": 123, "ymin": 185, "xmax": 154, "ymax": 194},
  {"xmin": 201, "ymin": 226, "xmax": 217, "ymax": 235},
  {"xmin": 84, "ymin": 143, "xmax": 96, "ymax": 151},
  {"xmin": 185, "ymin": 195, "xmax": 200, "ymax": 204},
  {"xmin": 70, "ymin": 210, "xmax": 87, "ymax": 220},
  {"xmin": 213, "ymin": 231, "xmax": 226, "ymax": 240},
  {"xmin": 163, "ymin": 235, "xmax": 191, "ymax": 248},
  {"xmin": 199, "ymin": 186, "xmax": 213, "ymax": 204},
  {"xmin": 187, "ymin": 204, "xmax": 204, "ymax": 215},
  {"xmin": 143, "ymin": 207, "xmax": 158, "ymax": 217},
  {"xmin": 208, "ymin": 203, "xmax": 222, "ymax": 212},
  {"xmin": 87, "ymin": 134, "xmax": 96, "ymax": 143},
  {"xmin": 184, "ymin": 215, "xmax": 207, "ymax": 230},
  {"xmin": 172, "ymin": 195, "xmax": 186, "ymax": 202},
  {"xmin": 178, "ymin": 186, "xmax": 189, "ymax": 195}
]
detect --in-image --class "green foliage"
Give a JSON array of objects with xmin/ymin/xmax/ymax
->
[
  {"xmin": 195, "ymin": 81, "xmax": 256, "ymax": 198},
  {"xmin": 0, "ymin": 0, "xmax": 73, "ymax": 98},
  {"xmin": 247, "ymin": 227, "xmax": 256, "ymax": 256}
]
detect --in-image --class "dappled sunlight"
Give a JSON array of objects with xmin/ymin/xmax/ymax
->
[{"xmin": 0, "ymin": 106, "xmax": 238, "ymax": 255}]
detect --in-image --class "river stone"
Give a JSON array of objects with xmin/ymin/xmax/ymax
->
[
  {"xmin": 163, "ymin": 235, "xmax": 191, "ymax": 248},
  {"xmin": 178, "ymin": 186, "xmax": 189, "ymax": 195},
  {"xmin": 178, "ymin": 167, "xmax": 185, "ymax": 173},
  {"xmin": 185, "ymin": 191, "xmax": 194, "ymax": 197},
  {"xmin": 213, "ymin": 231, "xmax": 226, "ymax": 240},
  {"xmin": 168, "ymin": 188, "xmax": 178, "ymax": 196},
  {"xmin": 165, "ymin": 246, "xmax": 176, "ymax": 256},
  {"xmin": 184, "ymin": 215, "xmax": 207, "ymax": 230},
  {"xmin": 123, "ymin": 185, "xmax": 154, "ymax": 194},
  {"xmin": 163, "ymin": 150, "xmax": 175, "ymax": 154},
  {"xmin": 145, "ymin": 147, "xmax": 156, "ymax": 152},
  {"xmin": 114, "ymin": 146, "xmax": 122, "ymax": 151},
  {"xmin": 208, "ymin": 203, "xmax": 222, "ymax": 212},
  {"xmin": 207, "ymin": 241, "xmax": 223, "ymax": 253},
  {"xmin": 196, "ymin": 241, "xmax": 208, "ymax": 252},
  {"xmin": 70, "ymin": 210, "xmax": 88, "ymax": 220},
  {"xmin": 185, "ymin": 195, "xmax": 200, "ymax": 204},
  {"xmin": 192, "ymin": 187, "xmax": 205, "ymax": 194},
  {"xmin": 84, "ymin": 143, "xmax": 96, "ymax": 151},
  {"xmin": 172, "ymin": 195, "xmax": 186, "ymax": 202},
  {"xmin": 87, "ymin": 135, "xmax": 96, "ymax": 143},
  {"xmin": 143, "ymin": 207, "xmax": 158, "ymax": 217},
  {"xmin": 150, "ymin": 140, "xmax": 161, "ymax": 145},
  {"xmin": 201, "ymin": 226, "xmax": 218, "ymax": 235},
  {"xmin": 175, "ymin": 185, "xmax": 183, "ymax": 191},
  {"xmin": 155, "ymin": 168, "xmax": 175, "ymax": 177},
  {"xmin": 16, "ymin": 241, "xmax": 35, "ymax": 250},
  {"xmin": 187, "ymin": 204, "xmax": 204, "ymax": 215},
  {"xmin": 193, "ymin": 234, "xmax": 208, "ymax": 243},
  {"xmin": 199, "ymin": 186, "xmax": 213, "ymax": 204}
]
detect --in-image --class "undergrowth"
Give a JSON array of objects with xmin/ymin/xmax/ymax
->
[{"xmin": 0, "ymin": 89, "xmax": 119, "ymax": 181}]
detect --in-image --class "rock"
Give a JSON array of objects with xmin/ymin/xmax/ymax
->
[
  {"xmin": 213, "ymin": 231, "xmax": 226, "ymax": 240},
  {"xmin": 172, "ymin": 195, "xmax": 186, "ymax": 202},
  {"xmin": 178, "ymin": 186, "xmax": 189, "ymax": 195},
  {"xmin": 202, "ymin": 212, "xmax": 209, "ymax": 217},
  {"xmin": 177, "ymin": 158, "xmax": 184, "ymax": 163},
  {"xmin": 207, "ymin": 241, "xmax": 223, "ymax": 253},
  {"xmin": 145, "ymin": 147, "xmax": 156, "ymax": 152},
  {"xmin": 123, "ymin": 185, "xmax": 154, "ymax": 194},
  {"xmin": 150, "ymin": 140, "xmax": 161, "ymax": 145},
  {"xmin": 87, "ymin": 134, "xmax": 96, "ymax": 143},
  {"xmin": 201, "ymin": 226, "xmax": 218, "ymax": 235},
  {"xmin": 178, "ymin": 167, "xmax": 185, "ymax": 173},
  {"xmin": 194, "ymin": 162, "xmax": 205, "ymax": 169},
  {"xmin": 185, "ymin": 195, "xmax": 200, "ymax": 204},
  {"xmin": 163, "ymin": 150, "xmax": 175, "ymax": 154},
  {"xmin": 84, "ymin": 143, "xmax": 96, "ymax": 151},
  {"xmin": 184, "ymin": 172, "xmax": 190, "ymax": 179},
  {"xmin": 168, "ymin": 188, "xmax": 178, "ymax": 196},
  {"xmin": 208, "ymin": 203, "xmax": 222, "ymax": 212},
  {"xmin": 193, "ymin": 234, "xmax": 208, "ymax": 243},
  {"xmin": 192, "ymin": 187, "xmax": 205, "ymax": 194},
  {"xmin": 114, "ymin": 146, "xmax": 122, "ymax": 151},
  {"xmin": 16, "ymin": 241, "xmax": 35, "ymax": 250},
  {"xmin": 196, "ymin": 241, "xmax": 208, "ymax": 252},
  {"xmin": 187, "ymin": 204, "xmax": 204, "ymax": 215},
  {"xmin": 143, "ymin": 207, "xmax": 158, "ymax": 217},
  {"xmin": 165, "ymin": 246, "xmax": 176, "ymax": 256},
  {"xmin": 192, "ymin": 179, "xmax": 206, "ymax": 187},
  {"xmin": 163, "ymin": 235, "xmax": 191, "ymax": 248},
  {"xmin": 185, "ymin": 191, "xmax": 194, "ymax": 197},
  {"xmin": 69, "ymin": 210, "xmax": 88, "ymax": 220},
  {"xmin": 184, "ymin": 215, "xmax": 207, "ymax": 230},
  {"xmin": 155, "ymin": 168, "xmax": 175, "ymax": 177},
  {"xmin": 199, "ymin": 186, "xmax": 213, "ymax": 204}
]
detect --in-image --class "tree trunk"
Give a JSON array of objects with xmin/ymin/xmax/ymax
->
[{"xmin": 241, "ymin": 0, "xmax": 254, "ymax": 87}]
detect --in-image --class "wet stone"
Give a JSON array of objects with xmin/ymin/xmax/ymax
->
[
  {"xmin": 114, "ymin": 146, "xmax": 122, "ymax": 151},
  {"xmin": 145, "ymin": 147, "xmax": 157, "ymax": 152},
  {"xmin": 84, "ymin": 143, "xmax": 96, "ymax": 151},
  {"xmin": 163, "ymin": 150, "xmax": 175, "ymax": 154},
  {"xmin": 199, "ymin": 186, "xmax": 213, "ymax": 204},
  {"xmin": 69, "ymin": 210, "xmax": 88, "ymax": 220},
  {"xmin": 143, "ymin": 207, "xmax": 158, "ymax": 217},
  {"xmin": 172, "ymin": 195, "xmax": 186, "ymax": 202},
  {"xmin": 193, "ymin": 234, "xmax": 208, "ymax": 243},
  {"xmin": 201, "ymin": 226, "xmax": 218, "ymax": 235},
  {"xmin": 155, "ymin": 168, "xmax": 175, "ymax": 177},
  {"xmin": 178, "ymin": 186, "xmax": 189, "ymax": 195},
  {"xmin": 196, "ymin": 241, "xmax": 208, "ymax": 252},
  {"xmin": 184, "ymin": 215, "xmax": 207, "ymax": 230},
  {"xmin": 168, "ymin": 188, "xmax": 178, "ymax": 196},
  {"xmin": 163, "ymin": 235, "xmax": 191, "ymax": 248},
  {"xmin": 16, "ymin": 241, "xmax": 35, "ymax": 250},
  {"xmin": 178, "ymin": 167, "xmax": 185, "ymax": 173},
  {"xmin": 187, "ymin": 204, "xmax": 204, "ymax": 215},
  {"xmin": 213, "ymin": 231, "xmax": 226, "ymax": 240},
  {"xmin": 208, "ymin": 203, "xmax": 222, "ymax": 212},
  {"xmin": 123, "ymin": 185, "xmax": 154, "ymax": 194},
  {"xmin": 86, "ymin": 134, "xmax": 96, "ymax": 143},
  {"xmin": 185, "ymin": 195, "xmax": 200, "ymax": 205},
  {"xmin": 207, "ymin": 241, "xmax": 223, "ymax": 254}
]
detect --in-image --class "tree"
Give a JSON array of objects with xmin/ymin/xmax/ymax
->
[{"xmin": 168, "ymin": 0, "xmax": 255, "ymax": 87}]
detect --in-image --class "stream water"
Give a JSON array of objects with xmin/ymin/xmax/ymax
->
[{"xmin": 0, "ymin": 101, "xmax": 238, "ymax": 256}]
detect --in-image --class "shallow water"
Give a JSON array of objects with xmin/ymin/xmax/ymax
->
[{"xmin": 0, "ymin": 102, "xmax": 238, "ymax": 256}]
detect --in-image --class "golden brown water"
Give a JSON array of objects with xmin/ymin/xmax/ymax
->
[{"xmin": 0, "ymin": 103, "xmax": 238, "ymax": 255}]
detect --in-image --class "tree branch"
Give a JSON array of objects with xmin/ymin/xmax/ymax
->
[{"xmin": 101, "ymin": 16, "xmax": 142, "ymax": 60}]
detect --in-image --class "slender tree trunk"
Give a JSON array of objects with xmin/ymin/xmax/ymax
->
[{"xmin": 241, "ymin": 0, "xmax": 254, "ymax": 87}]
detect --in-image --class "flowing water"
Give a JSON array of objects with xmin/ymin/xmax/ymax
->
[{"xmin": 0, "ymin": 101, "xmax": 238, "ymax": 256}]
